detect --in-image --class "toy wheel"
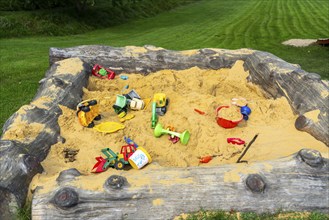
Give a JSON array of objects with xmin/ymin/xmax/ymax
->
[
  {"xmin": 88, "ymin": 100, "xmax": 97, "ymax": 105},
  {"xmin": 94, "ymin": 115, "xmax": 101, "ymax": 121},
  {"xmin": 81, "ymin": 106, "xmax": 90, "ymax": 112},
  {"xmin": 87, "ymin": 122, "xmax": 94, "ymax": 128},
  {"xmin": 114, "ymin": 161, "xmax": 125, "ymax": 170},
  {"xmin": 77, "ymin": 104, "xmax": 84, "ymax": 110},
  {"xmin": 161, "ymin": 107, "xmax": 167, "ymax": 114}
]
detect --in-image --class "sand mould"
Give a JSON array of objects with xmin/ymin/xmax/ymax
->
[{"xmin": 29, "ymin": 60, "xmax": 328, "ymax": 194}]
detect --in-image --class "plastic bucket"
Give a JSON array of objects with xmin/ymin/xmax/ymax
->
[
  {"xmin": 215, "ymin": 106, "xmax": 243, "ymax": 128},
  {"xmin": 128, "ymin": 147, "xmax": 152, "ymax": 169}
]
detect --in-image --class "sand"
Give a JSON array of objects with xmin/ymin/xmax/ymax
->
[
  {"xmin": 282, "ymin": 39, "xmax": 317, "ymax": 47},
  {"xmin": 28, "ymin": 60, "xmax": 328, "ymax": 195}
]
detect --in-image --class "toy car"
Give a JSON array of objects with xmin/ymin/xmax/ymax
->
[
  {"xmin": 76, "ymin": 99, "xmax": 101, "ymax": 128},
  {"xmin": 92, "ymin": 64, "xmax": 115, "ymax": 80}
]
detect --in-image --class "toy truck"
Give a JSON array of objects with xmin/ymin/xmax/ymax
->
[
  {"xmin": 76, "ymin": 99, "xmax": 101, "ymax": 128},
  {"xmin": 92, "ymin": 144, "xmax": 137, "ymax": 173},
  {"xmin": 92, "ymin": 64, "xmax": 115, "ymax": 80},
  {"xmin": 153, "ymin": 93, "xmax": 169, "ymax": 116}
]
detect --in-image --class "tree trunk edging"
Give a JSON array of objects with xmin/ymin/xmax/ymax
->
[
  {"xmin": 243, "ymin": 51, "xmax": 329, "ymax": 146},
  {"xmin": 49, "ymin": 45, "xmax": 253, "ymax": 74},
  {"xmin": 31, "ymin": 150, "xmax": 328, "ymax": 219},
  {"xmin": 0, "ymin": 45, "xmax": 328, "ymax": 219},
  {"xmin": 0, "ymin": 58, "xmax": 91, "ymax": 219}
]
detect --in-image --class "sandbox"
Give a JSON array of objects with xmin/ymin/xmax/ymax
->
[{"xmin": 0, "ymin": 45, "xmax": 328, "ymax": 219}]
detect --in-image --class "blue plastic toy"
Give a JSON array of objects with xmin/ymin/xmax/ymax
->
[
  {"xmin": 124, "ymin": 136, "xmax": 138, "ymax": 148},
  {"xmin": 240, "ymin": 106, "xmax": 251, "ymax": 120}
]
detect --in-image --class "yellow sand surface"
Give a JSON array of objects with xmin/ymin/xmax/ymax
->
[{"xmin": 29, "ymin": 60, "xmax": 328, "ymax": 195}]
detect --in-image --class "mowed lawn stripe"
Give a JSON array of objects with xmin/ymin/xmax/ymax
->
[
  {"xmin": 295, "ymin": 0, "xmax": 316, "ymax": 36},
  {"xmin": 303, "ymin": 0, "xmax": 329, "ymax": 36},
  {"xmin": 240, "ymin": 1, "xmax": 266, "ymax": 48},
  {"xmin": 220, "ymin": 1, "xmax": 261, "ymax": 47},
  {"xmin": 276, "ymin": 0, "xmax": 290, "ymax": 39},
  {"xmin": 0, "ymin": 0, "xmax": 328, "ymax": 130}
]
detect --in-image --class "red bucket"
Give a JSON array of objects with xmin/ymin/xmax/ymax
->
[{"xmin": 215, "ymin": 106, "xmax": 243, "ymax": 128}]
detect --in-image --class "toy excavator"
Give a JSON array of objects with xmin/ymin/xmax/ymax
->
[{"xmin": 92, "ymin": 144, "xmax": 136, "ymax": 173}]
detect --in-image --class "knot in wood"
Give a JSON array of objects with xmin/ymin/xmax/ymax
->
[
  {"xmin": 105, "ymin": 175, "xmax": 126, "ymax": 190},
  {"xmin": 246, "ymin": 174, "xmax": 266, "ymax": 193},
  {"xmin": 52, "ymin": 188, "xmax": 79, "ymax": 208},
  {"xmin": 295, "ymin": 115, "xmax": 311, "ymax": 131},
  {"xmin": 56, "ymin": 168, "xmax": 81, "ymax": 184},
  {"xmin": 298, "ymin": 149, "xmax": 323, "ymax": 168},
  {"xmin": 209, "ymin": 57, "xmax": 224, "ymax": 70}
]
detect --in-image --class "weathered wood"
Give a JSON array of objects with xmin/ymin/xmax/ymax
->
[
  {"xmin": 1, "ymin": 46, "xmax": 328, "ymax": 219},
  {"xmin": 49, "ymin": 45, "xmax": 329, "ymax": 146},
  {"xmin": 31, "ymin": 149, "xmax": 329, "ymax": 219},
  {"xmin": 243, "ymin": 51, "xmax": 329, "ymax": 146},
  {"xmin": 49, "ymin": 45, "xmax": 252, "ymax": 74},
  {"xmin": 0, "ymin": 58, "xmax": 91, "ymax": 219}
]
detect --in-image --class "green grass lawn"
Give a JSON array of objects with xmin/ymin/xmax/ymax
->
[{"xmin": 1, "ymin": 0, "xmax": 328, "ymax": 131}]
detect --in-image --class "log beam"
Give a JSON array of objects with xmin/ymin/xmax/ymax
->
[{"xmin": 32, "ymin": 149, "xmax": 329, "ymax": 219}]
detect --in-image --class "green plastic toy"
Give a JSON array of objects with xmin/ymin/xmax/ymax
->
[
  {"xmin": 154, "ymin": 123, "xmax": 190, "ymax": 145},
  {"xmin": 151, "ymin": 102, "xmax": 158, "ymax": 128}
]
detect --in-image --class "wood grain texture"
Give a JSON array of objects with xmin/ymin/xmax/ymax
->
[
  {"xmin": 0, "ymin": 58, "xmax": 90, "ymax": 219},
  {"xmin": 31, "ymin": 149, "xmax": 328, "ymax": 220},
  {"xmin": 1, "ymin": 46, "xmax": 328, "ymax": 219}
]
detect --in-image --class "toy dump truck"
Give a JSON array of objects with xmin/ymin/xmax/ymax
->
[
  {"xmin": 92, "ymin": 144, "xmax": 137, "ymax": 173},
  {"xmin": 153, "ymin": 93, "xmax": 169, "ymax": 116},
  {"xmin": 76, "ymin": 99, "xmax": 101, "ymax": 128},
  {"xmin": 113, "ymin": 90, "xmax": 144, "ymax": 116},
  {"xmin": 113, "ymin": 95, "xmax": 128, "ymax": 118},
  {"xmin": 92, "ymin": 64, "xmax": 115, "ymax": 80}
]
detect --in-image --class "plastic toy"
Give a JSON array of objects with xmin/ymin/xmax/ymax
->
[
  {"xmin": 166, "ymin": 125, "xmax": 180, "ymax": 144},
  {"xmin": 194, "ymin": 109, "xmax": 205, "ymax": 115},
  {"xmin": 215, "ymin": 105, "xmax": 243, "ymax": 129},
  {"xmin": 120, "ymin": 75, "xmax": 128, "ymax": 80},
  {"xmin": 198, "ymin": 154, "xmax": 222, "ymax": 163},
  {"xmin": 240, "ymin": 105, "xmax": 252, "ymax": 120},
  {"xmin": 153, "ymin": 93, "xmax": 169, "ymax": 116},
  {"xmin": 119, "ymin": 113, "xmax": 135, "ymax": 123},
  {"xmin": 154, "ymin": 123, "xmax": 190, "ymax": 145},
  {"xmin": 124, "ymin": 89, "xmax": 141, "ymax": 104},
  {"xmin": 113, "ymin": 95, "xmax": 128, "ymax": 117},
  {"xmin": 130, "ymin": 98, "xmax": 144, "ymax": 110},
  {"xmin": 143, "ymin": 98, "xmax": 152, "ymax": 110},
  {"xmin": 92, "ymin": 64, "xmax": 115, "ymax": 80},
  {"xmin": 93, "ymin": 122, "xmax": 125, "ymax": 133},
  {"xmin": 121, "ymin": 85, "xmax": 129, "ymax": 94},
  {"xmin": 76, "ymin": 99, "xmax": 101, "ymax": 128},
  {"xmin": 124, "ymin": 136, "xmax": 138, "ymax": 148},
  {"xmin": 92, "ymin": 144, "xmax": 137, "ymax": 173},
  {"xmin": 227, "ymin": 138, "xmax": 245, "ymax": 145},
  {"xmin": 128, "ymin": 147, "xmax": 152, "ymax": 169},
  {"xmin": 151, "ymin": 102, "xmax": 158, "ymax": 128}
]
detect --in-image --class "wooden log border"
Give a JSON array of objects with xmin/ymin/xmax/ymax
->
[{"xmin": 0, "ymin": 45, "xmax": 328, "ymax": 219}]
